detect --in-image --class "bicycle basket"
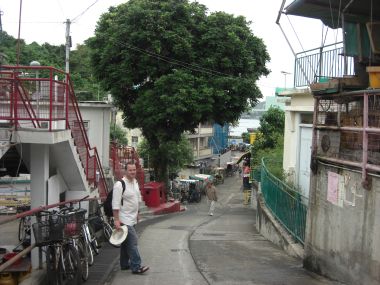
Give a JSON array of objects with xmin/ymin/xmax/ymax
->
[
  {"xmin": 32, "ymin": 215, "xmax": 64, "ymax": 246},
  {"xmin": 62, "ymin": 209, "xmax": 86, "ymax": 237}
]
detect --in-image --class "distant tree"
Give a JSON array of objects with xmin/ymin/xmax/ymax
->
[
  {"xmin": 70, "ymin": 44, "xmax": 106, "ymax": 101},
  {"xmin": 110, "ymin": 123, "xmax": 128, "ymax": 145},
  {"xmin": 241, "ymin": 132, "xmax": 250, "ymax": 143},
  {"xmin": 253, "ymin": 106, "xmax": 285, "ymax": 149},
  {"xmin": 88, "ymin": 0, "xmax": 270, "ymax": 183},
  {"xmin": 138, "ymin": 135, "xmax": 193, "ymax": 175}
]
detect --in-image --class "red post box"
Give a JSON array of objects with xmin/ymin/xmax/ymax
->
[{"xmin": 142, "ymin": 182, "xmax": 166, "ymax": 207}]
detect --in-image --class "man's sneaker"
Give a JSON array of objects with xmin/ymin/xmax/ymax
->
[{"xmin": 132, "ymin": 266, "xmax": 149, "ymax": 274}]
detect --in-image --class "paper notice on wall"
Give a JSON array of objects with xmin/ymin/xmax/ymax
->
[
  {"xmin": 327, "ymin": 171, "xmax": 344, "ymax": 207},
  {"xmin": 327, "ymin": 171, "xmax": 339, "ymax": 205}
]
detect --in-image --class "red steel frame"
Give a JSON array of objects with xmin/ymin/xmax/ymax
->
[
  {"xmin": 0, "ymin": 65, "xmax": 109, "ymax": 197},
  {"xmin": 109, "ymin": 142, "xmax": 145, "ymax": 189}
]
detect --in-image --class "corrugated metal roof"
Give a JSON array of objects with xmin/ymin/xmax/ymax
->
[{"xmin": 285, "ymin": 0, "xmax": 380, "ymax": 28}]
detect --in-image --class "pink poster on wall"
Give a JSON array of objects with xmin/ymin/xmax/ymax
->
[{"xmin": 327, "ymin": 171, "xmax": 339, "ymax": 205}]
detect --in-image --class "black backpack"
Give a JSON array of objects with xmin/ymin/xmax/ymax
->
[{"xmin": 103, "ymin": 180, "xmax": 126, "ymax": 217}]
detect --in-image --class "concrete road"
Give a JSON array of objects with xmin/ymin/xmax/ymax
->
[{"xmin": 109, "ymin": 174, "xmax": 342, "ymax": 285}]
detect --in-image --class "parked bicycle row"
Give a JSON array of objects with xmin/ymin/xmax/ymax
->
[{"xmin": 15, "ymin": 197, "xmax": 116, "ymax": 285}]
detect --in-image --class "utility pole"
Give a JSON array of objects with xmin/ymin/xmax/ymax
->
[
  {"xmin": 0, "ymin": 9, "xmax": 3, "ymax": 33},
  {"xmin": 65, "ymin": 19, "xmax": 71, "ymax": 73}
]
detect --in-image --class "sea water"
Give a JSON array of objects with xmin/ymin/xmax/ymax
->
[{"xmin": 229, "ymin": 118, "xmax": 260, "ymax": 137}]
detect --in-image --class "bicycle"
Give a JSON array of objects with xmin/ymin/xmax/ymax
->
[
  {"xmin": 76, "ymin": 197, "xmax": 99, "ymax": 266},
  {"xmin": 33, "ymin": 210, "xmax": 82, "ymax": 285},
  {"xmin": 88, "ymin": 202, "xmax": 113, "ymax": 246},
  {"xmin": 17, "ymin": 205, "xmax": 31, "ymax": 242},
  {"xmin": 63, "ymin": 207, "xmax": 89, "ymax": 282}
]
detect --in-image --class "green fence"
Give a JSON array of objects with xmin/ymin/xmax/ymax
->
[{"xmin": 259, "ymin": 158, "xmax": 308, "ymax": 245}]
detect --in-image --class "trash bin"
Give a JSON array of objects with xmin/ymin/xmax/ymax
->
[{"xmin": 142, "ymin": 182, "xmax": 165, "ymax": 207}]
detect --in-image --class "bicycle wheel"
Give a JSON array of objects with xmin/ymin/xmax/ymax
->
[
  {"xmin": 83, "ymin": 235, "xmax": 94, "ymax": 266},
  {"xmin": 77, "ymin": 239, "xmax": 89, "ymax": 281},
  {"xmin": 59, "ymin": 243, "xmax": 82, "ymax": 285},
  {"xmin": 46, "ymin": 246, "xmax": 62, "ymax": 285},
  {"xmin": 88, "ymin": 224, "xmax": 100, "ymax": 255},
  {"xmin": 18, "ymin": 218, "xmax": 25, "ymax": 241},
  {"xmin": 103, "ymin": 221, "xmax": 113, "ymax": 243}
]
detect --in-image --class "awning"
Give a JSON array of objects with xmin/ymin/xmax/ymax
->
[
  {"xmin": 285, "ymin": 0, "xmax": 380, "ymax": 29},
  {"xmin": 236, "ymin": 152, "xmax": 251, "ymax": 164}
]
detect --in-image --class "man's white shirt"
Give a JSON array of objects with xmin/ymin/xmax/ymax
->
[{"xmin": 112, "ymin": 178, "xmax": 142, "ymax": 226}]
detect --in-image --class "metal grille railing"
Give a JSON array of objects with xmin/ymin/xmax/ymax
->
[
  {"xmin": 260, "ymin": 158, "xmax": 308, "ymax": 245},
  {"xmin": 294, "ymin": 42, "xmax": 355, "ymax": 87},
  {"xmin": 313, "ymin": 90, "xmax": 380, "ymax": 188}
]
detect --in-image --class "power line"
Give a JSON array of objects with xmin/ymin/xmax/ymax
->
[
  {"xmin": 4, "ymin": 21, "xmax": 63, "ymax": 24},
  {"xmin": 115, "ymin": 39, "xmax": 237, "ymax": 78},
  {"xmin": 113, "ymin": 39, "xmax": 278, "ymax": 90},
  {"xmin": 71, "ymin": 0, "xmax": 100, "ymax": 22}
]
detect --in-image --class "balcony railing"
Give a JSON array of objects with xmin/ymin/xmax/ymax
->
[{"xmin": 294, "ymin": 42, "xmax": 355, "ymax": 87}]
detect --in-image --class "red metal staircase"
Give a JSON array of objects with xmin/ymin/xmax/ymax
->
[{"xmin": 0, "ymin": 65, "xmax": 109, "ymax": 198}]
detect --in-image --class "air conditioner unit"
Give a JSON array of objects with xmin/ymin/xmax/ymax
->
[{"xmin": 366, "ymin": 22, "xmax": 380, "ymax": 54}]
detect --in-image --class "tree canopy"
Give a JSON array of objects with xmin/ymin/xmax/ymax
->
[{"xmin": 88, "ymin": 0, "xmax": 270, "ymax": 182}]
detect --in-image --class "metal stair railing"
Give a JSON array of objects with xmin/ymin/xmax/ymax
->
[{"xmin": 66, "ymin": 74, "xmax": 108, "ymax": 199}]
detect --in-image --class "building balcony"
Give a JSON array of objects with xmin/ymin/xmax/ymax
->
[{"xmin": 294, "ymin": 42, "xmax": 355, "ymax": 87}]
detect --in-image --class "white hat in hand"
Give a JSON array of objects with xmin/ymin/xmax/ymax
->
[{"xmin": 109, "ymin": 225, "xmax": 128, "ymax": 246}]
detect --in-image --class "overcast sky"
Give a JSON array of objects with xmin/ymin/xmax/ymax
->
[{"xmin": 0, "ymin": 0, "xmax": 342, "ymax": 98}]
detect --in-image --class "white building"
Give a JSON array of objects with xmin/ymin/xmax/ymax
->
[{"xmin": 278, "ymin": 88, "xmax": 313, "ymax": 198}]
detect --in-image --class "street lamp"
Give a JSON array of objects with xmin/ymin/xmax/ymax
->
[
  {"xmin": 30, "ymin": 61, "xmax": 41, "ymax": 117},
  {"xmin": 281, "ymin": 71, "xmax": 291, "ymax": 88}
]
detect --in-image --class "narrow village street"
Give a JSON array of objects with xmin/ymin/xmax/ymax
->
[{"xmin": 103, "ymin": 175, "xmax": 342, "ymax": 285}]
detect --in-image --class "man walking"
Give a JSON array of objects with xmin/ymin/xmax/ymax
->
[
  {"xmin": 112, "ymin": 161, "xmax": 149, "ymax": 274},
  {"xmin": 206, "ymin": 181, "xmax": 218, "ymax": 216}
]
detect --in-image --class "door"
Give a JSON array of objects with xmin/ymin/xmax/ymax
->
[{"xmin": 298, "ymin": 126, "xmax": 312, "ymax": 198}]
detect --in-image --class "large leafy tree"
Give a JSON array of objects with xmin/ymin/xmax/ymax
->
[{"xmin": 88, "ymin": 0, "xmax": 270, "ymax": 182}]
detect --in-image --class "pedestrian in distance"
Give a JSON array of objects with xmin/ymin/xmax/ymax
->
[
  {"xmin": 242, "ymin": 161, "xmax": 251, "ymax": 190},
  {"xmin": 206, "ymin": 181, "xmax": 218, "ymax": 216},
  {"xmin": 112, "ymin": 161, "xmax": 149, "ymax": 274}
]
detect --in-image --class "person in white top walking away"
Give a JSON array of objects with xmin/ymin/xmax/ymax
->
[
  {"xmin": 112, "ymin": 161, "xmax": 149, "ymax": 274},
  {"xmin": 206, "ymin": 181, "xmax": 218, "ymax": 216}
]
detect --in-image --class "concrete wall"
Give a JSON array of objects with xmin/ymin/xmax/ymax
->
[
  {"xmin": 79, "ymin": 102, "xmax": 112, "ymax": 168},
  {"xmin": 305, "ymin": 164, "xmax": 380, "ymax": 285},
  {"xmin": 47, "ymin": 171, "xmax": 67, "ymax": 205}
]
